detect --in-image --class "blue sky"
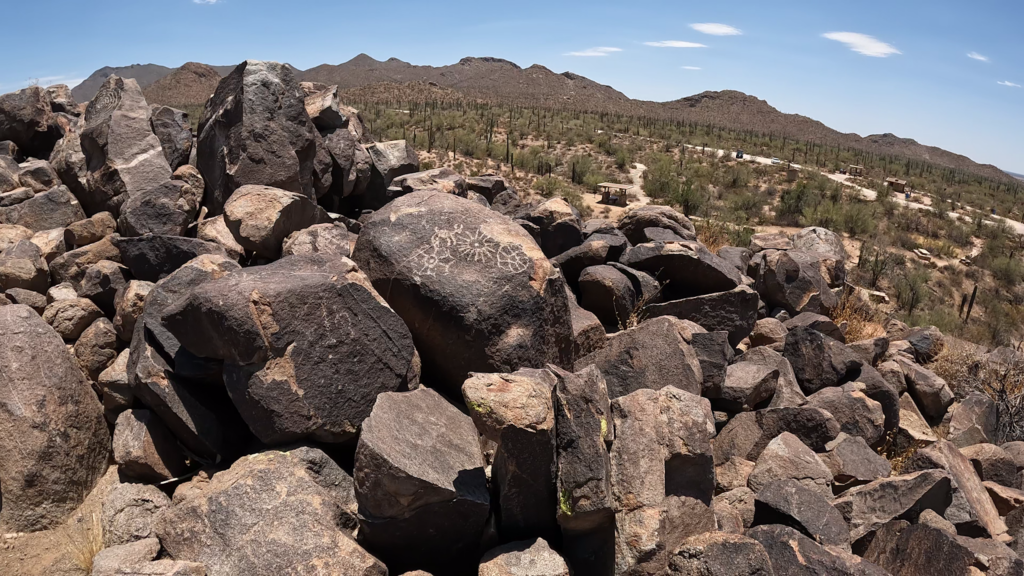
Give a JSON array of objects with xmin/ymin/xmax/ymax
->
[{"xmin": 3, "ymin": 0, "xmax": 1022, "ymax": 173}]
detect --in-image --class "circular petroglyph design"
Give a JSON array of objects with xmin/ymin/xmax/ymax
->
[
  {"xmin": 86, "ymin": 82, "xmax": 122, "ymax": 125},
  {"xmin": 409, "ymin": 225, "xmax": 532, "ymax": 276}
]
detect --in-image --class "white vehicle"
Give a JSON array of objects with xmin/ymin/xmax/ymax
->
[{"xmin": 771, "ymin": 158, "xmax": 781, "ymax": 165}]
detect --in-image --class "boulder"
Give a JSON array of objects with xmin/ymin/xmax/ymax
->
[
  {"xmin": 80, "ymin": 76, "xmax": 173, "ymax": 216},
  {"xmin": 65, "ymin": 211, "xmax": 117, "ymax": 248},
  {"xmin": 3, "ymin": 286, "xmax": 45, "ymax": 312},
  {"xmin": 862, "ymin": 523, "xmax": 981, "ymax": 576},
  {"xmin": 565, "ymin": 284, "xmax": 606, "ymax": 361},
  {"xmin": 904, "ymin": 325, "xmax": 945, "ymax": 364},
  {"xmin": 895, "ymin": 393, "xmax": 939, "ymax": 452},
  {"xmin": 303, "ymin": 83, "xmax": 346, "ymax": 130},
  {"xmin": 42, "ymin": 297, "xmax": 104, "ymax": 339},
  {"xmin": 354, "ymin": 387, "xmax": 489, "ymax": 575},
  {"xmin": 690, "ymin": 330, "xmax": 734, "ymax": 397},
  {"xmin": 0, "ymin": 305, "xmax": 109, "ymax": 532},
  {"xmin": 0, "ymin": 86, "xmax": 64, "ymax": 159},
  {"xmin": 949, "ymin": 392, "xmax": 998, "ymax": 448},
  {"xmin": 363, "ymin": 140, "xmax": 419, "ymax": 208},
  {"xmin": 463, "ymin": 368, "xmax": 558, "ymax": 542},
  {"xmin": 118, "ymin": 179, "xmax": 197, "ymax": 237},
  {"xmin": 575, "ymin": 316, "xmax": 702, "ymax": 399},
  {"xmin": 784, "ymin": 311, "xmax": 845, "ymax": 343},
  {"xmin": 49, "ymin": 118, "xmax": 89, "ymax": 201},
  {"xmin": 352, "ymin": 191, "xmax": 574, "ymax": 393},
  {"xmin": 752, "ymin": 479, "xmax": 851, "ymax": 549},
  {"xmin": 792, "ymin": 226, "xmax": 847, "ymax": 262},
  {"xmin": 112, "ymin": 279, "xmax": 153, "ymax": 341},
  {"xmin": 101, "ymin": 482, "xmax": 171, "ymax": 547},
  {"xmin": 478, "ymin": 539, "xmax": 569, "ymax": 576},
  {"xmin": 390, "ymin": 167, "xmax": 467, "ymax": 196},
  {"xmin": 961, "ymin": 443, "xmax": 1018, "ymax": 488},
  {"xmin": 848, "ymin": 336, "xmax": 889, "ymax": 367},
  {"xmin": 749, "ymin": 232, "xmax": 793, "ymax": 252},
  {"xmin": 985, "ymin": 482, "xmax": 1024, "ymax": 516},
  {"xmin": 747, "ymin": 432, "xmax": 833, "ymax": 498},
  {"xmin": 577, "ymin": 264, "xmax": 635, "ymax": 328},
  {"xmin": 831, "ymin": 469, "xmax": 952, "ymax": 548},
  {"xmin": 197, "ymin": 61, "xmax": 319, "ymax": 215},
  {"xmin": 74, "ymin": 317, "xmax": 118, "ymax": 379},
  {"xmin": 806, "ymin": 382, "xmax": 886, "ymax": 446},
  {"xmin": 162, "ymin": 254, "xmax": 418, "ymax": 445},
  {"xmin": 158, "ymin": 449, "xmax": 387, "ymax": 576},
  {"xmin": 16, "ymin": 158, "xmax": 60, "ymax": 192},
  {"xmin": 49, "ymin": 233, "xmax": 121, "ymax": 286},
  {"xmin": 782, "ymin": 325, "xmax": 838, "ymax": 394},
  {"xmin": 896, "ymin": 357, "xmax": 954, "ymax": 421},
  {"xmin": 620, "ymin": 241, "xmax": 743, "ymax": 300},
  {"xmin": 150, "ymin": 105, "xmax": 192, "ymax": 170},
  {"xmin": 821, "ymin": 433, "xmax": 892, "ymax": 493},
  {"xmin": 113, "ymin": 408, "xmax": 189, "ymax": 482},
  {"xmin": 47, "ymin": 281, "xmax": 78, "ymax": 302},
  {"xmin": 0, "ymin": 184, "xmax": 86, "ymax": 231},
  {"xmin": 197, "ymin": 214, "xmax": 245, "ymax": 260},
  {"xmin": 717, "ymin": 457, "xmax": 756, "ymax": 493},
  {"xmin": 79, "ymin": 259, "xmax": 131, "ymax": 315},
  {"xmin": 281, "ymin": 222, "xmax": 353, "ymax": 257},
  {"xmin": 748, "ymin": 524, "xmax": 889, "ymax": 576},
  {"xmin": 614, "ymin": 495, "xmax": 717, "ymax": 575},
  {"xmin": 717, "ymin": 246, "xmax": 753, "ymax": 274},
  {"xmin": 552, "ymin": 233, "xmax": 629, "ymax": 288},
  {"xmin": 0, "ymin": 187, "xmax": 33, "ymax": 207},
  {"xmin": 0, "ymin": 239, "xmax": 48, "ymax": 292},
  {"xmin": 322, "ymin": 126, "xmax": 371, "ymax": 200},
  {"xmin": 714, "ymin": 356, "xmax": 780, "ymax": 412},
  {"xmin": 714, "ymin": 406, "xmax": 841, "ymax": 464},
  {"xmin": 112, "ymin": 235, "xmax": 227, "ymax": 282},
  {"xmin": 750, "ymin": 317, "xmax": 788, "ymax": 349},
  {"xmin": 663, "ymin": 532, "xmax": 773, "ymax": 576},
  {"xmin": 643, "ymin": 285, "xmax": 760, "ymax": 347},
  {"xmin": 748, "ymin": 249, "xmax": 838, "ymax": 315},
  {"xmin": 617, "ymin": 205, "xmax": 695, "ymax": 246},
  {"xmin": 29, "ymin": 226, "xmax": 67, "ymax": 262},
  {"xmin": 98, "ymin": 349, "xmax": 133, "ymax": 421},
  {"xmin": 91, "ymin": 538, "xmax": 162, "ymax": 576},
  {"xmin": 551, "ymin": 365, "xmax": 614, "ymax": 532},
  {"xmin": 518, "ymin": 197, "xmax": 584, "ymax": 258},
  {"xmin": 222, "ymin": 184, "xmax": 331, "ymax": 259},
  {"xmin": 0, "ymin": 223, "xmax": 32, "ymax": 251}
]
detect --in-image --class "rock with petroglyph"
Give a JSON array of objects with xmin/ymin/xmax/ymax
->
[{"xmin": 353, "ymin": 191, "xmax": 574, "ymax": 393}]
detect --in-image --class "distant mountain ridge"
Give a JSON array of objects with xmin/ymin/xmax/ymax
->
[{"xmin": 68, "ymin": 55, "xmax": 1014, "ymax": 182}]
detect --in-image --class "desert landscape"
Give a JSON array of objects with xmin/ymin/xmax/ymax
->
[{"xmin": 1, "ymin": 16, "xmax": 1023, "ymax": 576}]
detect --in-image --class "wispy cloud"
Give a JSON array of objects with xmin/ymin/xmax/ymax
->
[
  {"xmin": 690, "ymin": 23, "xmax": 742, "ymax": 36},
  {"xmin": 967, "ymin": 52, "xmax": 990, "ymax": 63},
  {"xmin": 682, "ymin": 66, "xmax": 702, "ymax": 70},
  {"xmin": 644, "ymin": 41, "xmax": 707, "ymax": 48},
  {"xmin": 193, "ymin": 0, "xmax": 220, "ymax": 4},
  {"xmin": 565, "ymin": 47, "xmax": 622, "ymax": 57},
  {"xmin": 822, "ymin": 32, "xmax": 900, "ymax": 57},
  {"xmin": 998, "ymin": 80, "xmax": 1021, "ymax": 88},
  {"xmin": 1, "ymin": 74, "xmax": 84, "ymax": 91}
]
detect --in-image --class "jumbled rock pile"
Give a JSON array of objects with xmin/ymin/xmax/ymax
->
[{"xmin": 1, "ymin": 61, "xmax": 1021, "ymax": 576}]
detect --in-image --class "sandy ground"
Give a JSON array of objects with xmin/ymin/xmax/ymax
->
[
  {"xmin": 581, "ymin": 162, "xmax": 648, "ymax": 221},
  {"xmin": 0, "ymin": 466, "xmax": 121, "ymax": 576}
]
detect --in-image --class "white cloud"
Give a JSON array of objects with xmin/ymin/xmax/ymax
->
[
  {"xmin": 998, "ymin": 80, "xmax": 1021, "ymax": 88},
  {"xmin": 1, "ymin": 74, "xmax": 85, "ymax": 92},
  {"xmin": 565, "ymin": 47, "xmax": 622, "ymax": 57},
  {"xmin": 682, "ymin": 66, "xmax": 702, "ymax": 70},
  {"xmin": 690, "ymin": 23, "xmax": 742, "ymax": 36},
  {"xmin": 644, "ymin": 41, "xmax": 707, "ymax": 48},
  {"xmin": 967, "ymin": 52, "xmax": 990, "ymax": 62},
  {"xmin": 822, "ymin": 32, "xmax": 901, "ymax": 57},
  {"xmin": 193, "ymin": 0, "xmax": 220, "ymax": 4}
]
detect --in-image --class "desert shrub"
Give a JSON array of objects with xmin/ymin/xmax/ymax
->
[
  {"xmin": 561, "ymin": 189, "xmax": 593, "ymax": 219},
  {"xmin": 831, "ymin": 289, "xmax": 885, "ymax": 342},
  {"xmin": 533, "ymin": 175, "xmax": 567, "ymax": 197},
  {"xmin": 894, "ymin": 266, "xmax": 931, "ymax": 316},
  {"xmin": 931, "ymin": 341, "xmax": 1024, "ymax": 443}
]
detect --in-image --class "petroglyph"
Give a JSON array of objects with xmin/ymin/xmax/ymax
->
[{"xmin": 409, "ymin": 224, "xmax": 531, "ymax": 276}]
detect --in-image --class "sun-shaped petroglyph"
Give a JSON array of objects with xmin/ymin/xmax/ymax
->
[{"xmin": 408, "ymin": 225, "xmax": 531, "ymax": 276}]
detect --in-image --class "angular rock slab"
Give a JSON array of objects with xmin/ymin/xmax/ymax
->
[
  {"xmin": 80, "ymin": 76, "xmax": 172, "ymax": 216},
  {"xmin": 0, "ymin": 304, "xmax": 110, "ymax": 532},
  {"xmin": 158, "ymin": 449, "xmax": 386, "ymax": 576},
  {"xmin": 831, "ymin": 469, "xmax": 952, "ymax": 548},
  {"xmin": 223, "ymin": 184, "xmax": 331, "ymax": 259},
  {"xmin": 463, "ymin": 368, "xmax": 558, "ymax": 542},
  {"xmin": 752, "ymin": 479, "xmax": 851, "ymax": 549},
  {"xmin": 352, "ymin": 191, "xmax": 574, "ymax": 393},
  {"xmin": 575, "ymin": 316, "xmax": 703, "ymax": 400},
  {"xmin": 619, "ymin": 240, "xmax": 742, "ymax": 300},
  {"xmin": 643, "ymin": 285, "xmax": 760, "ymax": 347},
  {"xmin": 163, "ymin": 254, "xmax": 418, "ymax": 445},
  {"xmin": 479, "ymin": 538, "xmax": 569, "ymax": 576},
  {"xmin": 113, "ymin": 408, "xmax": 190, "ymax": 482},
  {"xmin": 197, "ymin": 60, "xmax": 318, "ymax": 215},
  {"xmin": 355, "ymin": 387, "xmax": 489, "ymax": 575},
  {"xmin": 748, "ymin": 524, "xmax": 888, "ymax": 576},
  {"xmin": 664, "ymin": 532, "xmax": 773, "ymax": 575}
]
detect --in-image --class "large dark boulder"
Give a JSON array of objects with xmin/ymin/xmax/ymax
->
[
  {"xmin": 158, "ymin": 448, "xmax": 386, "ymax": 576},
  {"xmin": 518, "ymin": 197, "xmax": 584, "ymax": 258},
  {"xmin": 0, "ymin": 86, "xmax": 64, "ymax": 159},
  {"xmin": 80, "ymin": 76, "xmax": 173, "ymax": 216},
  {"xmin": 620, "ymin": 240, "xmax": 743, "ymax": 300},
  {"xmin": 117, "ymin": 179, "xmax": 196, "ymax": 237},
  {"xmin": 752, "ymin": 479, "xmax": 851, "ymax": 549},
  {"xmin": 575, "ymin": 316, "xmax": 703, "ymax": 399},
  {"xmin": 222, "ymin": 184, "xmax": 331, "ymax": 259},
  {"xmin": 551, "ymin": 233, "xmax": 629, "ymax": 288},
  {"xmin": 355, "ymin": 387, "xmax": 489, "ymax": 575},
  {"xmin": 197, "ymin": 61, "xmax": 318, "ymax": 216},
  {"xmin": 748, "ymin": 524, "xmax": 888, "ymax": 576},
  {"xmin": 664, "ymin": 532, "xmax": 773, "ymax": 575},
  {"xmin": 578, "ymin": 264, "xmax": 635, "ymax": 328},
  {"xmin": 162, "ymin": 254, "xmax": 418, "ymax": 445},
  {"xmin": 0, "ymin": 184, "xmax": 86, "ymax": 231},
  {"xmin": 352, "ymin": 191, "xmax": 574, "ymax": 393},
  {"xmin": 644, "ymin": 285, "xmax": 760, "ymax": 347},
  {"xmin": 831, "ymin": 469, "xmax": 952, "ymax": 548},
  {"xmin": 617, "ymin": 205, "xmax": 696, "ymax": 245},
  {"xmin": 0, "ymin": 305, "xmax": 110, "ymax": 532},
  {"xmin": 112, "ymin": 234, "xmax": 227, "ymax": 282},
  {"xmin": 748, "ymin": 249, "xmax": 839, "ymax": 316}
]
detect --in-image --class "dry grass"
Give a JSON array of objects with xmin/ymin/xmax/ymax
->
[
  {"xmin": 831, "ymin": 288, "xmax": 886, "ymax": 342},
  {"xmin": 60, "ymin": 512, "xmax": 103, "ymax": 573},
  {"xmin": 876, "ymin": 429, "xmax": 929, "ymax": 474},
  {"xmin": 618, "ymin": 283, "xmax": 666, "ymax": 331},
  {"xmin": 930, "ymin": 340, "xmax": 1024, "ymax": 443},
  {"xmin": 695, "ymin": 219, "xmax": 731, "ymax": 253}
]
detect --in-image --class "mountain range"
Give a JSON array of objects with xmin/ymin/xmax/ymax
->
[{"xmin": 69, "ymin": 55, "xmax": 1015, "ymax": 182}]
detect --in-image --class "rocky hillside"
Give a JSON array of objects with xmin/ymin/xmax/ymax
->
[
  {"xmin": 142, "ymin": 62, "xmax": 225, "ymax": 109},
  {"xmin": 3, "ymin": 63, "xmax": 1024, "ymax": 576},
  {"xmin": 70, "ymin": 56, "xmax": 1012, "ymax": 182}
]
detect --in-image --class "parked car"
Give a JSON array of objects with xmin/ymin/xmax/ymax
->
[
  {"xmin": 771, "ymin": 158, "xmax": 781, "ymax": 165},
  {"xmin": 736, "ymin": 150, "xmax": 744, "ymax": 159}
]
